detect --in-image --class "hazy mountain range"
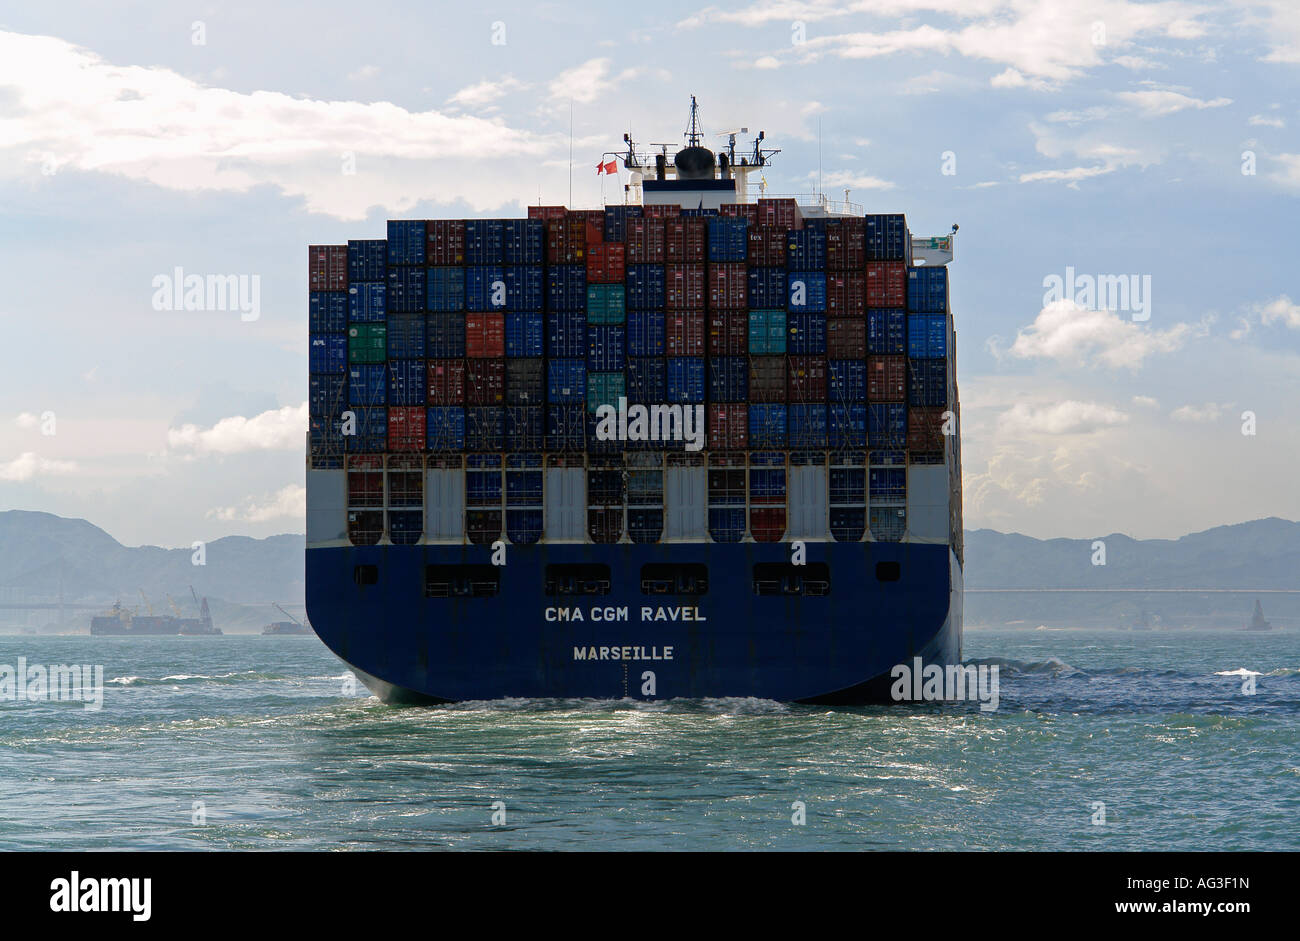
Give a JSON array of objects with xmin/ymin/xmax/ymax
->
[{"xmin": 1, "ymin": 510, "xmax": 1295, "ymax": 632}]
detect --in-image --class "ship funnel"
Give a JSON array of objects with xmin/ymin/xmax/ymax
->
[{"xmin": 674, "ymin": 145, "xmax": 715, "ymax": 180}]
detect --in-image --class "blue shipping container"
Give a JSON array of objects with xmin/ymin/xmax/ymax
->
[
  {"xmin": 626, "ymin": 357, "xmax": 666, "ymax": 403},
  {"xmin": 386, "ymin": 221, "xmax": 427, "ymax": 266},
  {"xmin": 348, "ymin": 282, "xmax": 386, "ymax": 323},
  {"xmin": 867, "ymin": 309, "xmax": 906, "ymax": 354},
  {"xmin": 547, "ymin": 359, "xmax": 587, "ymax": 403},
  {"xmin": 789, "ymin": 404, "xmax": 827, "ymax": 448},
  {"xmin": 383, "ymin": 266, "xmax": 425, "ymax": 313},
  {"xmin": 426, "ymin": 313, "xmax": 466, "ymax": 358},
  {"xmin": 387, "ymin": 359, "xmax": 427, "ymax": 406},
  {"xmin": 465, "ymin": 266, "xmax": 507, "ymax": 311},
  {"xmin": 386, "ymin": 312, "xmax": 425, "ymax": 359},
  {"xmin": 502, "ymin": 219, "xmax": 544, "ymax": 265},
  {"xmin": 626, "ymin": 264, "xmax": 666, "ymax": 310},
  {"xmin": 505, "ymin": 312, "xmax": 544, "ymax": 358},
  {"xmin": 829, "ymin": 403, "xmax": 868, "ymax": 448},
  {"xmin": 907, "ymin": 313, "xmax": 948, "ymax": 358},
  {"xmin": 464, "ymin": 220, "xmax": 504, "ymax": 266},
  {"xmin": 907, "ymin": 266, "xmax": 948, "ymax": 313},
  {"xmin": 707, "ymin": 218, "xmax": 748, "ymax": 263},
  {"xmin": 666, "ymin": 357, "xmax": 705, "ymax": 403},
  {"xmin": 426, "ymin": 267, "xmax": 465, "ymax": 312},
  {"xmin": 747, "ymin": 267, "xmax": 787, "ymax": 309},
  {"xmin": 788, "ymin": 312, "xmax": 827, "ymax": 355},
  {"xmin": 868, "ymin": 403, "xmax": 908, "ymax": 446},
  {"xmin": 546, "ymin": 310, "xmax": 587, "ymax": 358},
  {"xmin": 787, "ymin": 271, "xmax": 827, "ymax": 313},
  {"xmin": 347, "ymin": 240, "xmax": 387, "ymax": 282},
  {"xmin": 587, "ymin": 326, "xmax": 627, "ymax": 372},
  {"xmin": 309, "ymin": 373, "xmax": 345, "ymax": 416},
  {"xmin": 787, "ymin": 229, "xmax": 826, "ymax": 270},
  {"xmin": 347, "ymin": 364, "xmax": 387, "ymax": 407},
  {"xmin": 869, "ymin": 467, "xmax": 907, "ymax": 501},
  {"xmin": 748, "ymin": 404, "xmax": 788, "ymax": 448},
  {"xmin": 505, "ymin": 406, "xmax": 544, "ymax": 450},
  {"xmin": 907, "ymin": 358, "xmax": 947, "ymax": 407},
  {"xmin": 708, "ymin": 356, "xmax": 748, "ymax": 403},
  {"xmin": 309, "ymin": 292, "xmax": 347, "ymax": 333},
  {"xmin": 828, "ymin": 359, "xmax": 867, "ymax": 402},
  {"xmin": 865, "ymin": 214, "xmax": 910, "ymax": 263},
  {"xmin": 504, "ymin": 265, "xmax": 544, "ymax": 312},
  {"xmin": 546, "ymin": 265, "xmax": 587, "ymax": 311},
  {"xmin": 309, "ymin": 334, "xmax": 347, "ymax": 373},
  {"xmin": 465, "ymin": 406, "xmax": 505, "ymax": 450},
  {"xmin": 545, "ymin": 404, "xmax": 586, "ymax": 450},
  {"xmin": 627, "ymin": 310, "xmax": 666, "ymax": 356},
  {"xmin": 426, "ymin": 407, "xmax": 466, "ymax": 450}
]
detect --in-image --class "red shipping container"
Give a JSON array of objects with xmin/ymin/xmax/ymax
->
[
  {"xmin": 826, "ymin": 219, "xmax": 866, "ymax": 270},
  {"xmin": 465, "ymin": 313, "xmax": 505, "ymax": 358},
  {"xmin": 427, "ymin": 359, "xmax": 466, "ymax": 404},
  {"xmin": 665, "ymin": 219, "xmax": 706, "ymax": 263},
  {"xmin": 586, "ymin": 242, "xmax": 626, "ymax": 283},
  {"xmin": 546, "ymin": 218, "xmax": 585, "ymax": 264},
  {"xmin": 867, "ymin": 356, "xmax": 906, "ymax": 401},
  {"xmin": 527, "ymin": 206, "xmax": 567, "ymax": 221},
  {"xmin": 666, "ymin": 311, "xmax": 705, "ymax": 356},
  {"xmin": 308, "ymin": 245, "xmax": 347, "ymax": 291},
  {"xmin": 787, "ymin": 355, "xmax": 827, "ymax": 402},
  {"xmin": 708, "ymin": 403, "xmax": 748, "ymax": 450},
  {"xmin": 750, "ymin": 507, "xmax": 786, "ymax": 542},
  {"xmin": 707, "ymin": 263, "xmax": 747, "ymax": 309},
  {"xmin": 747, "ymin": 226, "xmax": 787, "ymax": 267},
  {"xmin": 708, "ymin": 311, "xmax": 748, "ymax": 355},
  {"xmin": 626, "ymin": 219, "xmax": 666, "ymax": 264},
  {"xmin": 748, "ymin": 356, "xmax": 787, "ymax": 403},
  {"xmin": 464, "ymin": 358, "xmax": 506, "ymax": 405},
  {"xmin": 865, "ymin": 262, "xmax": 907, "ymax": 308},
  {"xmin": 720, "ymin": 203, "xmax": 759, "ymax": 226},
  {"xmin": 426, "ymin": 221, "xmax": 465, "ymax": 266},
  {"xmin": 757, "ymin": 198, "xmax": 798, "ymax": 230},
  {"xmin": 387, "ymin": 406, "xmax": 427, "ymax": 451},
  {"xmin": 642, "ymin": 204, "xmax": 680, "ymax": 218},
  {"xmin": 665, "ymin": 264, "xmax": 705, "ymax": 310},
  {"xmin": 826, "ymin": 272, "xmax": 866, "ymax": 317},
  {"xmin": 827, "ymin": 318, "xmax": 867, "ymax": 358},
  {"xmin": 907, "ymin": 407, "xmax": 947, "ymax": 451},
  {"xmin": 577, "ymin": 209, "xmax": 604, "ymax": 245}
]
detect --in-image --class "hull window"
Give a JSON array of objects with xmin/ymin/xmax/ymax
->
[
  {"xmin": 425, "ymin": 564, "xmax": 501, "ymax": 598},
  {"xmin": 752, "ymin": 562, "xmax": 831, "ymax": 597},
  {"xmin": 640, "ymin": 563, "xmax": 708, "ymax": 595},
  {"xmin": 545, "ymin": 563, "xmax": 612, "ymax": 596}
]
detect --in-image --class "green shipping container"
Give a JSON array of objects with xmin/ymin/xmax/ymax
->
[
  {"xmin": 348, "ymin": 323, "xmax": 387, "ymax": 363},
  {"xmin": 748, "ymin": 310, "xmax": 787, "ymax": 354},
  {"xmin": 587, "ymin": 371, "xmax": 626, "ymax": 413},
  {"xmin": 586, "ymin": 284, "xmax": 626, "ymax": 324}
]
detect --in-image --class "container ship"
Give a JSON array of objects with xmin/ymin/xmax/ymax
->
[
  {"xmin": 305, "ymin": 102, "xmax": 962, "ymax": 703},
  {"xmin": 90, "ymin": 590, "xmax": 221, "ymax": 636}
]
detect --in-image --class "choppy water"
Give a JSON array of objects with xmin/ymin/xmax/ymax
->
[{"xmin": 0, "ymin": 630, "xmax": 1295, "ymax": 850}]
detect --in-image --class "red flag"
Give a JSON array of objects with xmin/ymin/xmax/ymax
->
[{"xmin": 597, "ymin": 158, "xmax": 617, "ymax": 175}]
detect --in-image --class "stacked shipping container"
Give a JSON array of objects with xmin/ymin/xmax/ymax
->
[{"xmin": 308, "ymin": 204, "xmax": 952, "ymax": 546}]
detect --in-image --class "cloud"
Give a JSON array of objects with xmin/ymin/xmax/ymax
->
[
  {"xmin": 0, "ymin": 31, "xmax": 561, "ymax": 219},
  {"xmin": 1170, "ymin": 402, "xmax": 1224, "ymax": 422},
  {"xmin": 167, "ymin": 403, "xmax": 308, "ymax": 455},
  {"xmin": 1020, "ymin": 125, "xmax": 1158, "ymax": 185},
  {"xmin": 14, "ymin": 412, "xmax": 39, "ymax": 429},
  {"xmin": 448, "ymin": 76, "xmax": 529, "ymax": 109},
  {"xmin": 0, "ymin": 452, "xmax": 78, "ymax": 481},
  {"xmin": 208, "ymin": 484, "xmax": 306, "ymax": 523},
  {"xmin": 1131, "ymin": 395, "xmax": 1160, "ymax": 408},
  {"xmin": 1249, "ymin": 114, "xmax": 1285, "ymax": 128},
  {"xmin": 548, "ymin": 58, "xmax": 613, "ymax": 104},
  {"xmin": 1258, "ymin": 295, "xmax": 1300, "ymax": 328},
  {"xmin": 1003, "ymin": 301, "xmax": 1198, "ymax": 369},
  {"xmin": 680, "ymin": 0, "xmax": 1211, "ymax": 85},
  {"xmin": 1114, "ymin": 89, "xmax": 1231, "ymax": 116},
  {"xmin": 811, "ymin": 169, "xmax": 895, "ymax": 191},
  {"xmin": 998, "ymin": 400, "xmax": 1129, "ymax": 436}
]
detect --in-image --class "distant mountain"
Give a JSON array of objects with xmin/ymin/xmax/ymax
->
[
  {"xmin": 0, "ymin": 511, "xmax": 303, "ymax": 633},
  {"xmin": 0, "ymin": 510, "xmax": 1295, "ymax": 633}
]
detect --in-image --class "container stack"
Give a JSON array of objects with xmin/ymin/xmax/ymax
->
[{"xmin": 308, "ymin": 204, "xmax": 952, "ymax": 546}]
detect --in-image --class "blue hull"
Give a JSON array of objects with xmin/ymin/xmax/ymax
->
[{"xmin": 306, "ymin": 541, "xmax": 962, "ymax": 703}]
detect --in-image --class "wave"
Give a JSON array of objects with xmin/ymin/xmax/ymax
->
[{"xmin": 108, "ymin": 671, "xmax": 292, "ymax": 687}]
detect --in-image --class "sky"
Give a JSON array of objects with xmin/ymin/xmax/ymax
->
[{"xmin": 1, "ymin": 0, "xmax": 1298, "ymax": 548}]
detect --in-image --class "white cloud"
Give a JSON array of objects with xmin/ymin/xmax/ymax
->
[
  {"xmin": 208, "ymin": 484, "xmax": 306, "ymax": 523},
  {"xmin": 753, "ymin": 56, "xmax": 782, "ymax": 69},
  {"xmin": 811, "ymin": 169, "xmax": 895, "ymax": 191},
  {"xmin": 1170, "ymin": 402, "xmax": 1224, "ymax": 422},
  {"xmin": 1114, "ymin": 89, "xmax": 1231, "ymax": 116},
  {"xmin": 0, "ymin": 452, "xmax": 78, "ymax": 481},
  {"xmin": 167, "ymin": 403, "xmax": 308, "ymax": 455},
  {"xmin": 448, "ymin": 76, "xmax": 529, "ymax": 109},
  {"xmin": 1132, "ymin": 395, "xmax": 1160, "ymax": 408},
  {"xmin": 1258, "ymin": 295, "xmax": 1300, "ymax": 328},
  {"xmin": 1004, "ymin": 301, "xmax": 1198, "ymax": 369},
  {"xmin": 999, "ymin": 400, "xmax": 1129, "ymax": 435},
  {"xmin": 1020, "ymin": 124, "xmax": 1158, "ymax": 185},
  {"xmin": 1249, "ymin": 114, "xmax": 1285, "ymax": 128},
  {"xmin": 0, "ymin": 31, "xmax": 561, "ymax": 220},
  {"xmin": 548, "ymin": 58, "xmax": 613, "ymax": 104},
  {"xmin": 14, "ymin": 412, "xmax": 38, "ymax": 429}
]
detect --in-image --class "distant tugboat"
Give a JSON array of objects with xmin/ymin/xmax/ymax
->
[{"xmin": 1244, "ymin": 599, "xmax": 1273, "ymax": 632}]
